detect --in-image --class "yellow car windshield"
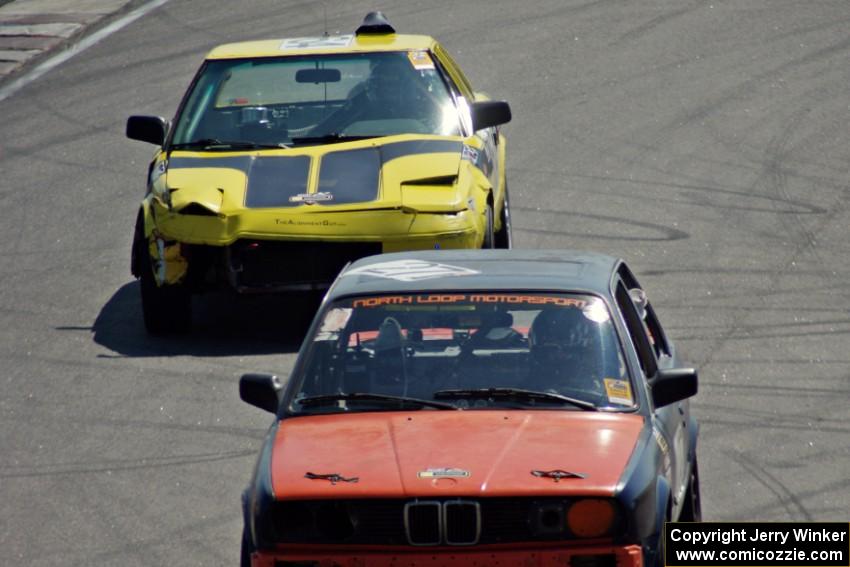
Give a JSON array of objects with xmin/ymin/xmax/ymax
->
[{"xmin": 171, "ymin": 51, "xmax": 462, "ymax": 147}]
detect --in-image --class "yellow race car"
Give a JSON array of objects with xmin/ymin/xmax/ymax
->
[{"xmin": 126, "ymin": 12, "xmax": 512, "ymax": 334}]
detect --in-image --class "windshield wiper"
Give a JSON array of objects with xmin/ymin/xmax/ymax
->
[
  {"xmin": 171, "ymin": 138, "xmax": 290, "ymax": 150},
  {"xmin": 433, "ymin": 388, "xmax": 597, "ymax": 411},
  {"xmin": 290, "ymin": 133, "xmax": 380, "ymax": 146},
  {"xmin": 296, "ymin": 392, "xmax": 459, "ymax": 411}
]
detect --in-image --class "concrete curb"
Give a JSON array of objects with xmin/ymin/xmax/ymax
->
[{"xmin": 0, "ymin": 0, "xmax": 143, "ymax": 83}]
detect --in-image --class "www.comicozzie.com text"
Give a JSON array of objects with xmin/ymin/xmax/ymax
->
[{"xmin": 669, "ymin": 527, "xmax": 847, "ymax": 546}]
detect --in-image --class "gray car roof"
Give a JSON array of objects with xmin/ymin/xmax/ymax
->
[{"xmin": 329, "ymin": 249, "xmax": 622, "ymax": 299}]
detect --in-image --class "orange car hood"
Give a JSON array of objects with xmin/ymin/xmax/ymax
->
[{"xmin": 270, "ymin": 411, "xmax": 644, "ymax": 499}]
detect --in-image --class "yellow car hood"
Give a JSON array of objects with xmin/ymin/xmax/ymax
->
[{"xmin": 162, "ymin": 136, "xmax": 470, "ymax": 216}]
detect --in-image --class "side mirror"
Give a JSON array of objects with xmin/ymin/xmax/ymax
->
[
  {"xmin": 240, "ymin": 373, "xmax": 284, "ymax": 413},
  {"xmin": 126, "ymin": 115, "xmax": 168, "ymax": 145},
  {"xmin": 469, "ymin": 101, "xmax": 512, "ymax": 131},
  {"xmin": 651, "ymin": 368, "xmax": 698, "ymax": 408}
]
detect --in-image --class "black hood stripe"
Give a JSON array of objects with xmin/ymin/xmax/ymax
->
[
  {"xmin": 167, "ymin": 140, "xmax": 466, "ymax": 209},
  {"xmin": 318, "ymin": 148, "xmax": 380, "ymax": 205},
  {"xmin": 168, "ymin": 155, "xmax": 310, "ymax": 208},
  {"xmin": 379, "ymin": 140, "xmax": 463, "ymax": 164},
  {"xmin": 168, "ymin": 156, "xmax": 254, "ymax": 171}
]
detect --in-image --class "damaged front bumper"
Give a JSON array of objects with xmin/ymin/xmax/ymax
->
[{"xmin": 144, "ymin": 204, "xmax": 481, "ymax": 291}]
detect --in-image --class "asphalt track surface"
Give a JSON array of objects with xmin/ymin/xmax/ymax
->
[{"xmin": 1, "ymin": 1, "xmax": 849, "ymax": 565}]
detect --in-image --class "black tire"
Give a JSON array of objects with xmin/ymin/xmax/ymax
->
[
  {"xmin": 679, "ymin": 458, "xmax": 702, "ymax": 522},
  {"xmin": 482, "ymin": 202, "xmax": 495, "ymax": 249},
  {"xmin": 240, "ymin": 525, "xmax": 254, "ymax": 567},
  {"xmin": 494, "ymin": 183, "xmax": 512, "ymax": 249},
  {"xmin": 649, "ymin": 509, "xmax": 669, "ymax": 567},
  {"xmin": 139, "ymin": 241, "xmax": 192, "ymax": 335}
]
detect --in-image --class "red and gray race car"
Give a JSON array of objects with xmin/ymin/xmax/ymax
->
[{"xmin": 239, "ymin": 250, "xmax": 700, "ymax": 566}]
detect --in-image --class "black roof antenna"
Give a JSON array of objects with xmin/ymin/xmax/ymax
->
[
  {"xmin": 355, "ymin": 11, "xmax": 396, "ymax": 35},
  {"xmin": 322, "ymin": 0, "xmax": 328, "ymax": 37}
]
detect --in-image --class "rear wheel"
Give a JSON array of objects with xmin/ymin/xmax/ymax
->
[
  {"xmin": 494, "ymin": 183, "xmax": 512, "ymax": 249},
  {"xmin": 679, "ymin": 458, "xmax": 702, "ymax": 521},
  {"xmin": 139, "ymin": 241, "xmax": 192, "ymax": 335}
]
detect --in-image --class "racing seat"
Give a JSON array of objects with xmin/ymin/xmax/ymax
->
[
  {"xmin": 372, "ymin": 317, "xmax": 408, "ymax": 396},
  {"xmin": 455, "ymin": 312, "xmax": 526, "ymax": 390}
]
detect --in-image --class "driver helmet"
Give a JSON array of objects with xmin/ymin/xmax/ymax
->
[
  {"xmin": 528, "ymin": 307, "xmax": 606, "ymax": 390},
  {"xmin": 365, "ymin": 57, "xmax": 415, "ymax": 108},
  {"xmin": 372, "ymin": 317, "xmax": 406, "ymax": 395}
]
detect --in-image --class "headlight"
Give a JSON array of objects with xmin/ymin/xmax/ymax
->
[{"xmin": 566, "ymin": 498, "xmax": 616, "ymax": 538}]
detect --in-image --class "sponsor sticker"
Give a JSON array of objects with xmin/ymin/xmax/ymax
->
[
  {"xmin": 653, "ymin": 427, "xmax": 669, "ymax": 454},
  {"xmin": 408, "ymin": 50, "xmax": 436, "ymax": 70},
  {"xmin": 150, "ymin": 160, "xmax": 167, "ymax": 183},
  {"xmin": 461, "ymin": 144, "xmax": 480, "ymax": 165},
  {"xmin": 345, "ymin": 259, "xmax": 480, "ymax": 282},
  {"xmin": 280, "ymin": 35, "xmax": 354, "ymax": 50},
  {"xmin": 418, "ymin": 467, "xmax": 470, "ymax": 479},
  {"xmin": 315, "ymin": 307, "xmax": 353, "ymax": 340},
  {"xmin": 603, "ymin": 378, "xmax": 634, "ymax": 405}
]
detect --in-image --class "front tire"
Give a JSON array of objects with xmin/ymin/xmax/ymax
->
[
  {"xmin": 240, "ymin": 525, "xmax": 254, "ymax": 567},
  {"xmin": 679, "ymin": 458, "xmax": 702, "ymax": 522},
  {"xmin": 482, "ymin": 203, "xmax": 495, "ymax": 249},
  {"xmin": 139, "ymin": 241, "xmax": 192, "ymax": 335},
  {"xmin": 494, "ymin": 183, "xmax": 512, "ymax": 249}
]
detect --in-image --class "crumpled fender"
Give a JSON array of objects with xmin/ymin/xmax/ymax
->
[
  {"xmin": 132, "ymin": 199, "xmax": 188, "ymax": 286},
  {"xmin": 148, "ymin": 231, "xmax": 188, "ymax": 286}
]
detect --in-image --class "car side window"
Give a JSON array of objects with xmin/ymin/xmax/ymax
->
[
  {"xmin": 616, "ymin": 264, "xmax": 671, "ymax": 360},
  {"xmin": 642, "ymin": 303, "xmax": 671, "ymax": 359},
  {"xmin": 433, "ymin": 44, "xmax": 474, "ymax": 99},
  {"xmin": 615, "ymin": 280, "xmax": 658, "ymax": 378}
]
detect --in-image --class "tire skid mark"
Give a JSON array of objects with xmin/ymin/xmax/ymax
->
[
  {"xmin": 732, "ymin": 477, "xmax": 850, "ymax": 520},
  {"xmin": 0, "ymin": 449, "xmax": 256, "ymax": 479},
  {"xmin": 612, "ymin": 1, "xmax": 704, "ymax": 47},
  {"xmin": 676, "ymin": 321, "xmax": 850, "ymax": 341},
  {"xmin": 45, "ymin": 510, "xmax": 237, "ymax": 567},
  {"xmin": 513, "ymin": 206, "xmax": 690, "ymax": 241},
  {"xmin": 759, "ymin": 109, "xmax": 822, "ymax": 257},
  {"xmin": 700, "ymin": 381, "xmax": 848, "ymax": 396},
  {"xmin": 695, "ymin": 387, "xmax": 840, "ymax": 401},
  {"xmin": 665, "ymin": 307, "xmax": 848, "ymax": 318},
  {"xmin": 623, "ymin": 32, "xmax": 850, "ymax": 169},
  {"xmin": 443, "ymin": 0, "xmax": 622, "ymax": 38},
  {"xmin": 71, "ymin": 476, "xmax": 165, "ymax": 567},
  {"xmin": 510, "ymin": 167, "xmax": 828, "ymax": 214},
  {"xmin": 730, "ymin": 451, "xmax": 813, "ymax": 521},
  {"xmin": 697, "ymin": 357, "xmax": 850, "ymax": 365},
  {"xmin": 1, "ymin": 411, "xmax": 264, "ymax": 443},
  {"xmin": 641, "ymin": 267, "xmax": 847, "ymax": 277},
  {"xmin": 672, "ymin": 318, "xmax": 850, "ymax": 333},
  {"xmin": 703, "ymin": 417, "xmax": 850, "ymax": 437},
  {"xmin": 757, "ymin": 446, "xmax": 850, "ymax": 469},
  {"xmin": 652, "ymin": 280, "xmax": 850, "ymax": 300},
  {"xmin": 147, "ymin": 0, "xmax": 317, "ymax": 41},
  {"xmin": 697, "ymin": 405, "xmax": 850, "ymax": 429}
]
